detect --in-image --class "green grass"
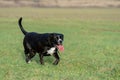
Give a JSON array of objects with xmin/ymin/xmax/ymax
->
[{"xmin": 0, "ymin": 8, "xmax": 120, "ymax": 80}]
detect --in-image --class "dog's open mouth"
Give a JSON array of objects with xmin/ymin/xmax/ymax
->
[{"xmin": 56, "ymin": 45, "xmax": 64, "ymax": 52}]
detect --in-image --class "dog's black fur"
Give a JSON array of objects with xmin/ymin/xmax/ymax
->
[{"xmin": 18, "ymin": 17, "xmax": 64, "ymax": 65}]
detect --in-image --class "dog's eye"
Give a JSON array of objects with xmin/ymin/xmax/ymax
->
[
  {"xmin": 59, "ymin": 36, "xmax": 62, "ymax": 39},
  {"xmin": 56, "ymin": 36, "xmax": 59, "ymax": 39}
]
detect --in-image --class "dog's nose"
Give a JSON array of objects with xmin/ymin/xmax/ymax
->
[{"xmin": 59, "ymin": 40, "xmax": 62, "ymax": 43}]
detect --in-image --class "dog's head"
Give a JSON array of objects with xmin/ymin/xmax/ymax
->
[
  {"xmin": 49, "ymin": 33, "xmax": 64, "ymax": 51},
  {"xmin": 49, "ymin": 33, "xmax": 64, "ymax": 45}
]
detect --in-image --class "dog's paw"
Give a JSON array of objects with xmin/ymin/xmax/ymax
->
[
  {"xmin": 27, "ymin": 60, "xmax": 31, "ymax": 64},
  {"xmin": 26, "ymin": 59, "xmax": 31, "ymax": 64},
  {"xmin": 53, "ymin": 61, "xmax": 59, "ymax": 65},
  {"xmin": 53, "ymin": 62, "xmax": 58, "ymax": 65}
]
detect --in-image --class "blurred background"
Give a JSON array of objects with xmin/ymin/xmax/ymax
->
[{"xmin": 0, "ymin": 0, "xmax": 120, "ymax": 8}]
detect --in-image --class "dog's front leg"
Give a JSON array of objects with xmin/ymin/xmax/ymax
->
[
  {"xmin": 53, "ymin": 52, "xmax": 60, "ymax": 65},
  {"xmin": 39, "ymin": 53, "xmax": 44, "ymax": 65}
]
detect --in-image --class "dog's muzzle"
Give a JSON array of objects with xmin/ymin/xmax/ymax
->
[
  {"xmin": 57, "ymin": 39, "xmax": 63, "ymax": 45},
  {"xmin": 56, "ymin": 39, "xmax": 64, "ymax": 52}
]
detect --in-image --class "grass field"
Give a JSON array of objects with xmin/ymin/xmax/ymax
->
[{"xmin": 0, "ymin": 8, "xmax": 120, "ymax": 80}]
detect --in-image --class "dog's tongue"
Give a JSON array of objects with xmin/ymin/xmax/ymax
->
[{"xmin": 57, "ymin": 45, "xmax": 64, "ymax": 52}]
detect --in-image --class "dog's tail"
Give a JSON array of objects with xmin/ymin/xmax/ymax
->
[{"xmin": 18, "ymin": 17, "xmax": 27, "ymax": 35}]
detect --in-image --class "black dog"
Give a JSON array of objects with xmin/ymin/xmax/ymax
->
[{"xmin": 18, "ymin": 17, "xmax": 64, "ymax": 65}]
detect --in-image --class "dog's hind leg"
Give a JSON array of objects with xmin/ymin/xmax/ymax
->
[
  {"xmin": 24, "ymin": 42, "xmax": 36, "ymax": 63},
  {"xmin": 25, "ymin": 49, "xmax": 36, "ymax": 63},
  {"xmin": 24, "ymin": 49, "xmax": 30, "ymax": 63}
]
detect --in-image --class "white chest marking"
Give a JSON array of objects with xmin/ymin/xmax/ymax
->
[{"xmin": 47, "ymin": 47, "xmax": 56, "ymax": 55}]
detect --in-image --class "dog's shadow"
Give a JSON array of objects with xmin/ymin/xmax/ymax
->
[{"xmin": 33, "ymin": 54, "xmax": 54, "ymax": 64}]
